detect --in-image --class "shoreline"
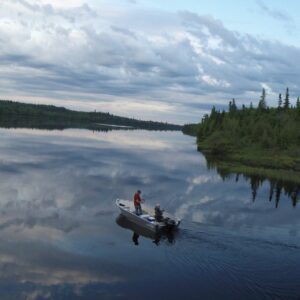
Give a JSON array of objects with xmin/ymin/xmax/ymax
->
[{"xmin": 199, "ymin": 144, "xmax": 300, "ymax": 184}]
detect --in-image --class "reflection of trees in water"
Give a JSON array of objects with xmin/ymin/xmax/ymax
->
[
  {"xmin": 0, "ymin": 117, "xmax": 125, "ymax": 132},
  {"xmin": 247, "ymin": 176, "xmax": 299, "ymax": 208},
  {"xmin": 205, "ymin": 155, "xmax": 300, "ymax": 208},
  {"xmin": 0, "ymin": 116, "xmax": 180, "ymax": 133}
]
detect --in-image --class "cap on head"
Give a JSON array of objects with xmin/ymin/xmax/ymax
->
[{"xmin": 137, "ymin": 190, "xmax": 141, "ymax": 194}]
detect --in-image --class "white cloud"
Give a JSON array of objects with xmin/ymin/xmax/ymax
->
[
  {"xmin": 201, "ymin": 75, "xmax": 231, "ymax": 88},
  {"xmin": 0, "ymin": 1, "xmax": 300, "ymax": 122},
  {"xmin": 186, "ymin": 174, "xmax": 220, "ymax": 194}
]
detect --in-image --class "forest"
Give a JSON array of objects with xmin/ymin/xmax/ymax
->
[
  {"xmin": 183, "ymin": 88, "xmax": 300, "ymax": 174},
  {"xmin": 0, "ymin": 100, "xmax": 182, "ymax": 131}
]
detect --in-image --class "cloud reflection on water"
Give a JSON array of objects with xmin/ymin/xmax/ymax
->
[
  {"xmin": 0, "ymin": 128, "xmax": 197, "ymax": 297},
  {"xmin": 0, "ymin": 128, "xmax": 299, "ymax": 299}
]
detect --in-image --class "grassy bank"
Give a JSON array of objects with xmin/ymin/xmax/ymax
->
[
  {"xmin": 198, "ymin": 141, "xmax": 300, "ymax": 170},
  {"xmin": 202, "ymin": 149, "xmax": 300, "ymax": 184}
]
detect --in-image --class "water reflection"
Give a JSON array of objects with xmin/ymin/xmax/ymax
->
[
  {"xmin": 0, "ymin": 117, "xmax": 131, "ymax": 132},
  {"xmin": 205, "ymin": 154, "xmax": 300, "ymax": 208},
  {"xmin": 0, "ymin": 127, "xmax": 300, "ymax": 299},
  {"xmin": 116, "ymin": 215, "xmax": 177, "ymax": 246}
]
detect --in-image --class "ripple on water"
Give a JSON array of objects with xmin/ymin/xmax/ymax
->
[{"xmin": 162, "ymin": 224, "xmax": 300, "ymax": 300}]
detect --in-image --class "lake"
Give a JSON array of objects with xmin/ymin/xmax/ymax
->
[{"xmin": 0, "ymin": 128, "xmax": 299, "ymax": 300}]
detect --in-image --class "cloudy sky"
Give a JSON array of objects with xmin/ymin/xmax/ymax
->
[{"xmin": 1, "ymin": 0, "xmax": 300, "ymax": 123}]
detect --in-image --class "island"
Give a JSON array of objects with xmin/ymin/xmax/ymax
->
[
  {"xmin": 183, "ymin": 88, "xmax": 300, "ymax": 184},
  {"xmin": 0, "ymin": 100, "xmax": 182, "ymax": 131}
]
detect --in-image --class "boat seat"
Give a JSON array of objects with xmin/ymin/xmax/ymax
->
[
  {"xmin": 140, "ymin": 214, "xmax": 156, "ymax": 222},
  {"xmin": 140, "ymin": 214, "xmax": 150, "ymax": 219}
]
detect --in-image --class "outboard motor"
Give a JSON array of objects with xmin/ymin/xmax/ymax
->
[{"xmin": 163, "ymin": 217, "xmax": 176, "ymax": 229}]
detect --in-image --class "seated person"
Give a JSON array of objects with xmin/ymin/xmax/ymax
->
[{"xmin": 154, "ymin": 204, "xmax": 164, "ymax": 222}]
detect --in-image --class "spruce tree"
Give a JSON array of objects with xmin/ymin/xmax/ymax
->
[
  {"xmin": 284, "ymin": 87, "xmax": 290, "ymax": 109},
  {"xmin": 228, "ymin": 100, "xmax": 232, "ymax": 112},
  {"xmin": 231, "ymin": 98, "xmax": 237, "ymax": 112},
  {"xmin": 229, "ymin": 99, "xmax": 237, "ymax": 113},
  {"xmin": 296, "ymin": 97, "xmax": 300, "ymax": 109},
  {"xmin": 210, "ymin": 106, "xmax": 217, "ymax": 118},
  {"xmin": 258, "ymin": 88, "xmax": 267, "ymax": 110},
  {"xmin": 278, "ymin": 93, "xmax": 282, "ymax": 109}
]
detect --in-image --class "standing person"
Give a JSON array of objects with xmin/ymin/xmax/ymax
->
[{"xmin": 134, "ymin": 190, "xmax": 143, "ymax": 215}]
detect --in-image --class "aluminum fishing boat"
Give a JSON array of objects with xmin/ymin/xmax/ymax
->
[{"xmin": 116, "ymin": 199, "xmax": 180, "ymax": 232}]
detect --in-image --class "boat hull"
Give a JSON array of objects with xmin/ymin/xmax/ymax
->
[{"xmin": 119, "ymin": 206, "xmax": 159, "ymax": 231}]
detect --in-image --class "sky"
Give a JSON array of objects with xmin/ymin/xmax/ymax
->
[{"xmin": 1, "ymin": 0, "xmax": 300, "ymax": 124}]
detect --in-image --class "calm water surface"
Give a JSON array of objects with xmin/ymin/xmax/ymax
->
[{"xmin": 0, "ymin": 128, "xmax": 299, "ymax": 300}]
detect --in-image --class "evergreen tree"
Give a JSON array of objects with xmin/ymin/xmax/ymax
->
[
  {"xmin": 210, "ymin": 106, "xmax": 217, "ymax": 118},
  {"xmin": 228, "ymin": 98, "xmax": 237, "ymax": 113},
  {"xmin": 228, "ymin": 100, "xmax": 232, "ymax": 112},
  {"xmin": 231, "ymin": 98, "xmax": 237, "ymax": 112},
  {"xmin": 284, "ymin": 88, "xmax": 290, "ymax": 109},
  {"xmin": 191, "ymin": 87, "xmax": 300, "ymax": 153},
  {"xmin": 296, "ymin": 97, "xmax": 300, "ymax": 109},
  {"xmin": 278, "ymin": 93, "xmax": 282, "ymax": 109},
  {"xmin": 190, "ymin": 87, "xmax": 300, "ymax": 157},
  {"xmin": 258, "ymin": 88, "xmax": 267, "ymax": 110}
]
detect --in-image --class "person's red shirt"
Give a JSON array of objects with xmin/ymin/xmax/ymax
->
[{"xmin": 134, "ymin": 192, "xmax": 141, "ymax": 206}]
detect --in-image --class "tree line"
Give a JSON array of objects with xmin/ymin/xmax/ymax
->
[
  {"xmin": 183, "ymin": 88, "xmax": 300, "ymax": 154},
  {"xmin": 0, "ymin": 100, "xmax": 182, "ymax": 131}
]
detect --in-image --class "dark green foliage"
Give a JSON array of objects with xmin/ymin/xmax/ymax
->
[
  {"xmin": 182, "ymin": 88, "xmax": 300, "ymax": 163},
  {"xmin": 297, "ymin": 97, "xmax": 300, "ymax": 109},
  {"xmin": 258, "ymin": 88, "xmax": 267, "ymax": 110},
  {"xmin": 181, "ymin": 123, "xmax": 200, "ymax": 136},
  {"xmin": 284, "ymin": 87, "xmax": 290, "ymax": 109},
  {"xmin": 205, "ymin": 153, "xmax": 300, "ymax": 205},
  {"xmin": 183, "ymin": 89, "xmax": 300, "ymax": 176},
  {"xmin": 0, "ymin": 100, "xmax": 182, "ymax": 131},
  {"xmin": 229, "ymin": 99, "xmax": 237, "ymax": 113},
  {"xmin": 278, "ymin": 93, "xmax": 282, "ymax": 109},
  {"xmin": 182, "ymin": 89, "xmax": 300, "ymax": 195}
]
